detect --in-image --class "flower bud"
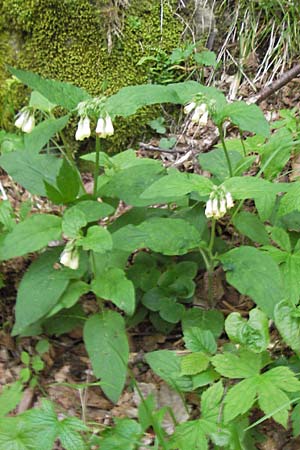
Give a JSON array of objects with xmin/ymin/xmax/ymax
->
[{"xmin": 75, "ymin": 116, "xmax": 91, "ymax": 141}]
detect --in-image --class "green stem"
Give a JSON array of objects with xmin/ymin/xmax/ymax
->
[
  {"xmin": 239, "ymin": 131, "xmax": 246, "ymax": 156},
  {"xmin": 93, "ymin": 137, "xmax": 101, "ymax": 197},
  {"xmin": 208, "ymin": 219, "xmax": 216, "ymax": 256},
  {"xmin": 218, "ymin": 125, "xmax": 233, "ymax": 177}
]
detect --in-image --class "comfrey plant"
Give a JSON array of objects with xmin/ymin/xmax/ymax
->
[{"xmin": 1, "ymin": 67, "xmax": 300, "ymax": 448}]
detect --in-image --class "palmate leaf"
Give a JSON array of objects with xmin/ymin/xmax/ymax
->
[
  {"xmin": 274, "ymin": 300, "xmax": 300, "ymax": 354},
  {"xmin": 9, "ymin": 67, "xmax": 90, "ymax": 110},
  {"xmin": 83, "ymin": 311, "xmax": 129, "ymax": 403}
]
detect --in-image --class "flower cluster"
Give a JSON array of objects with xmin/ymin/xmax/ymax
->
[
  {"xmin": 15, "ymin": 109, "xmax": 35, "ymax": 133},
  {"xmin": 75, "ymin": 98, "xmax": 114, "ymax": 141},
  {"xmin": 184, "ymin": 101, "xmax": 209, "ymax": 126},
  {"xmin": 59, "ymin": 241, "xmax": 79, "ymax": 270},
  {"xmin": 205, "ymin": 187, "xmax": 234, "ymax": 220}
]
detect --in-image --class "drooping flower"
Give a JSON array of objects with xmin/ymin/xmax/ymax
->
[
  {"xmin": 95, "ymin": 117, "xmax": 105, "ymax": 136},
  {"xmin": 219, "ymin": 198, "xmax": 227, "ymax": 216},
  {"xmin": 75, "ymin": 116, "xmax": 91, "ymax": 141},
  {"xmin": 96, "ymin": 114, "xmax": 114, "ymax": 138},
  {"xmin": 225, "ymin": 191, "xmax": 234, "ymax": 209},
  {"xmin": 191, "ymin": 103, "xmax": 208, "ymax": 124},
  {"xmin": 205, "ymin": 199, "xmax": 213, "ymax": 218},
  {"xmin": 15, "ymin": 110, "xmax": 35, "ymax": 133},
  {"xmin": 104, "ymin": 114, "xmax": 114, "ymax": 136},
  {"xmin": 184, "ymin": 101, "xmax": 196, "ymax": 114},
  {"xmin": 60, "ymin": 246, "xmax": 79, "ymax": 270}
]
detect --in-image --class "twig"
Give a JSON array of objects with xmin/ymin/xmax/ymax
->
[
  {"xmin": 248, "ymin": 63, "xmax": 300, "ymax": 104},
  {"xmin": 139, "ymin": 142, "xmax": 187, "ymax": 153}
]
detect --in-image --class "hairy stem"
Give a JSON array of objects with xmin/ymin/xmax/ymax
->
[
  {"xmin": 219, "ymin": 125, "xmax": 233, "ymax": 177},
  {"xmin": 93, "ymin": 137, "xmax": 101, "ymax": 197}
]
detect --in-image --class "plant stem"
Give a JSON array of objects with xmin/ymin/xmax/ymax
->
[
  {"xmin": 208, "ymin": 219, "xmax": 216, "ymax": 255},
  {"xmin": 93, "ymin": 136, "xmax": 101, "ymax": 197},
  {"xmin": 218, "ymin": 125, "xmax": 233, "ymax": 177}
]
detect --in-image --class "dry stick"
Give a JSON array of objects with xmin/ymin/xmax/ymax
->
[{"xmin": 248, "ymin": 63, "xmax": 300, "ymax": 104}]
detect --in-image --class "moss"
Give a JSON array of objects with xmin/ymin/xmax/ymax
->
[{"xmin": 0, "ymin": 0, "xmax": 184, "ymax": 150}]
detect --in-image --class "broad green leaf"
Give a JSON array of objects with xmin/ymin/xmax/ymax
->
[
  {"xmin": 259, "ymin": 129, "xmax": 294, "ymax": 180},
  {"xmin": 220, "ymin": 246, "xmax": 284, "ymax": 317},
  {"xmin": 233, "ymin": 211, "xmax": 269, "ymax": 245},
  {"xmin": 223, "ymin": 176, "xmax": 284, "ymax": 201},
  {"xmin": 142, "ymin": 287, "xmax": 169, "ymax": 311},
  {"xmin": 106, "ymin": 84, "xmax": 181, "ymax": 117},
  {"xmin": 77, "ymin": 226, "xmax": 112, "ymax": 253},
  {"xmin": 45, "ymin": 158, "xmax": 82, "ymax": 204},
  {"xmin": 274, "ymin": 300, "xmax": 300, "ymax": 354},
  {"xmin": 181, "ymin": 352, "xmax": 210, "ymax": 375},
  {"xmin": 194, "ymin": 50, "xmax": 217, "ymax": 67},
  {"xmin": 0, "ymin": 416, "xmax": 51, "ymax": 450},
  {"xmin": 169, "ymin": 81, "xmax": 227, "ymax": 111},
  {"xmin": 92, "ymin": 268, "xmax": 135, "ymax": 315},
  {"xmin": 43, "ymin": 304, "xmax": 85, "ymax": 336},
  {"xmin": 225, "ymin": 308, "xmax": 270, "ymax": 352},
  {"xmin": 183, "ymin": 328, "xmax": 217, "ymax": 354},
  {"xmin": 113, "ymin": 218, "xmax": 200, "ymax": 255},
  {"xmin": 83, "ymin": 311, "xmax": 129, "ymax": 402},
  {"xmin": 69, "ymin": 200, "xmax": 114, "ymax": 223},
  {"xmin": 13, "ymin": 250, "xmax": 87, "ymax": 335},
  {"xmin": 218, "ymin": 101, "xmax": 270, "ymax": 137},
  {"xmin": 0, "ymin": 382, "xmax": 23, "ymax": 417},
  {"xmin": 199, "ymin": 148, "xmax": 243, "ymax": 180},
  {"xmin": 257, "ymin": 381, "xmax": 291, "ymax": 428},
  {"xmin": 24, "ymin": 116, "xmax": 69, "ymax": 154},
  {"xmin": 29, "ymin": 90, "xmax": 56, "ymax": 112},
  {"xmin": 268, "ymin": 226, "xmax": 291, "ymax": 252},
  {"xmin": 57, "ymin": 420, "xmax": 87, "ymax": 450},
  {"xmin": 9, "ymin": 67, "xmax": 90, "ymax": 110},
  {"xmin": 99, "ymin": 161, "xmax": 165, "ymax": 206},
  {"xmin": 255, "ymin": 191, "xmax": 277, "ymax": 222},
  {"xmin": 223, "ymin": 377, "xmax": 258, "ymax": 423},
  {"xmin": 182, "ymin": 309, "xmax": 224, "ymax": 338},
  {"xmin": 211, "ymin": 350, "xmax": 261, "ymax": 378},
  {"xmin": 278, "ymin": 182, "xmax": 300, "ymax": 217},
  {"xmin": 62, "ymin": 208, "xmax": 87, "ymax": 239},
  {"xmin": 141, "ymin": 170, "xmax": 213, "ymax": 200},
  {"xmin": 0, "ymin": 214, "xmax": 62, "ymax": 261},
  {"xmin": 145, "ymin": 350, "xmax": 193, "ymax": 392},
  {"xmin": 159, "ymin": 299, "xmax": 185, "ymax": 323},
  {"xmin": 192, "ymin": 369, "xmax": 220, "ymax": 389},
  {"xmin": 48, "ymin": 280, "xmax": 89, "ymax": 316},
  {"xmin": 280, "ymin": 254, "xmax": 300, "ymax": 304},
  {"xmin": 0, "ymin": 150, "xmax": 62, "ymax": 196}
]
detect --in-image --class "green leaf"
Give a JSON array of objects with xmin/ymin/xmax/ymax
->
[
  {"xmin": 183, "ymin": 327, "xmax": 217, "ymax": 354},
  {"xmin": 91, "ymin": 268, "xmax": 135, "ymax": 316},
  {"xmin": 69, "ymin": 201, "xmax": 114, "ymax": 223},
  {"xmin": 274, "ymin": 300, "xmax": 300, "ymax": 354},
  {"xmin": 257, "ymin": 380, "xmax": 290, "ymax": 428},
  {"xmin": 192, "ymin": 369, "xmax": 220, "ymax": 389},
  {"xmin": 0, "ymin": 416, "xmax": 50, "ymax": 450},
  {"xmin": 255, "ymin": 191, "xmax": 277, "ymax": 222},
  {"xmin": 181, "ymin": 352, "xmax": 210, "ymax": 375},
  {"xmin": 13, "ymin": 250, "xmax": 86, "ymax": 335},
  {"xmin": 24, "ymin": 116, "xmax": 69, "ymax": 154},
  {"xmin": 211, "ymin": 349, "xmax": 262, "ymax": 378},
  {"xmin": 182, "ymin": 309, "xmax": 224, "ymax": 338},
  {"xmin": 194, "ymin": 50, "xmax": 217, "ymax": 67},
  {"xmin": 62, "ymin": 208, "xmax": 87, "ymax": 239},
  {"xmin": 259, "ymin": 129, "xmax": 294, "ymax": 180},
  {"xmin": 268, "ymin": 226, "xmax": 291, "ymax": 252},
  {"xmin": 280, "ymin": 254, "xmax": 300, "ymax": 304},
  {"xmin": 29, "ymin": 90, "xmax": 56, "ymax": 112},
  {"xmin": 159, "ymin": 299, "xmax": 185, "ymax": 324},
  {"xmin": 84, "ymin": 311, "xmax": 129, "ymax": 402},
  {"xmin": 292, "ymin": 402, "xmax": 300, "ymax": 437},
  {"xmin": 100, "ymin": 161, "xmax": 165, "ymax": 206},
  {"xmin": 219, "ymin": 102, "xmax": 270, "ymax": 137},
  {"xmin": 199, "ymin": 148, "xmax": 243, "ymax": 180},
  {"xmin": 113, "ymin": 218, "xmax": 200, "ymax": 255},
  {"xmin": 0, "ymin": 382, "xmax": 23, "ymax": 417},
  {"xmin": 201, "ymin": 381, "xmax": 224, "ymax": 421},
  {"xmin": 78, "ymin": 226, "xmax": 112, "ymax": 253},
  {"xmin": 48, "ymin": 280, "xmax": 89, "ymax": 316},
  {"xmin": 145, "ymin": 350, "xmax": 193, "ymax": 392},
  {"xmin": 0, "ymin": 214, "xmax": 62, "ymax": 261},
  {"xmin": 9, "ymin": 67, "xmax": 90, "ymax": 110},
  {"xmin": 223, "ymin": 176, "xmax": 284, "ymax": 201},
  {"xmin": 223, "ymin": 377, "xmax": 258, "ymax": 423},
  {"xmin": 170, "ymin": 421, "xmax": 208, "ymax": 450},
  {"xmin": 45, "ymin": 158, "xmax": 82, "ymax": 204},
  {"xmin": 106, "ymin": 84, "xmax": 181, "ymax": 118},
  {"xmin": 278, "ymin": 182, "xmax": 300, "ymax": 217},
  {"xmin": 233, "ymin": 211, "xmax": 269, "ymax": 245},
  {"xmin": 225, "ymin": 308, "xmax": 270, "ymax": 352},
  {"xmin": 220, "ymin": 246, "xmax": 284, "ymax": 318},
  {"xmin": 0, "ymin": 151, "xmax": 62, "ymax": 196},
  {"xmin": 141, "ymin": 170, "xmax": 213, "ymax": 200},
  {"xmin": 99, "ymin": 418, "xmax": 142, "ymax": 450}
]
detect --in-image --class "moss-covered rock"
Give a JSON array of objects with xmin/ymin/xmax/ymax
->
[{"xmin": 0, "ymin": 0, "xmax": 185, "ymax": 150}]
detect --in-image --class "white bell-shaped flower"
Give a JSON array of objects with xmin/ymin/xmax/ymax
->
[
  {"xmin": 198, "ymin": 110, "xmax": 209, "ymax": 126},
  {"xmin": 205, "ymin": 199, "xmax": 214, "ymax": 218},
  {"xmin": 75, "ymin": 116, "xmax": 91, "ymax": 141},
  {"xmin": 219, "ymin": 198, "xmax": 227, "ymax": 216},
  {"xmin": 104, "ymin": 115, "xmax": 114, "ymax": 136},
  {"xmin": 225, "ymin": 191, "xmax": 234, "ymax": 209},
  {"xmin": 184, "ymin": 101, "xmax": 196, "ymax": 114},
  {"xmin": 96, "ymin": 117, "xmax": 106, "ymax": 136},
  {"xmin": 60, "ymin": 246, "xmax": 79, "ymax": 270},
  {"xmin": 15, "ymin": 110, "xmax": 35, "ymax": 133}
]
